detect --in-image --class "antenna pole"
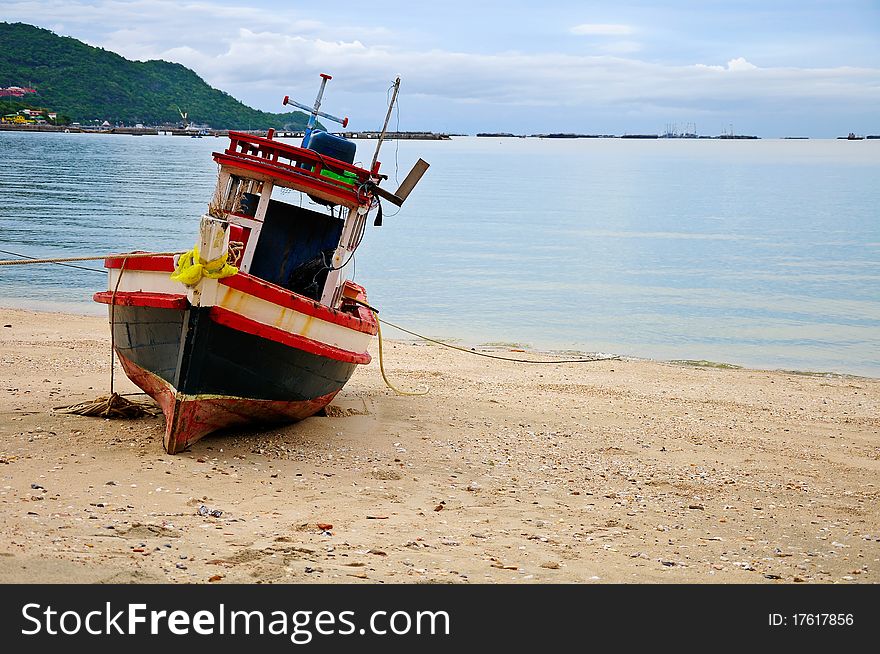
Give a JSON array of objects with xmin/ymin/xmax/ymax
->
[
  {"xmin": 282, "ymin": 73, "xmax": 349, "ymax": 147},
  {"xmin": 304, "ymin": 73, "xmax": 331, "ymax": 146},
  {"xmin": 371, "ymin": 77, "xmax": 401, "ymax": 172}
]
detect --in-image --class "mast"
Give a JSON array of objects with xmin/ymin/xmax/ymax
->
[{"xmin": 371, "ymin": 77, "xmax": 401, "ymax": 171}]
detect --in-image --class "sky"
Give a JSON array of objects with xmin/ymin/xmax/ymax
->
[{"xmin": 5, "ymin": 0, "xmax": 880, "ymax": 136}]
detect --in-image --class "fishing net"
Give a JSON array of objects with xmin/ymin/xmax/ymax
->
[{"xmin": 54, "ymin": 392, "xmax": 162, "ymax": 419}]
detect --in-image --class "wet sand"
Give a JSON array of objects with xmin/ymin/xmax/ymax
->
[{"xmin": 0, "ymin": 306, "xmax": 878, "ymax": 583}]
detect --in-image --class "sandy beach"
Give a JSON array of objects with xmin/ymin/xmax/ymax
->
[{"xmin": 0, "ymin": 306, "xmax": 877, "ymax": 584}]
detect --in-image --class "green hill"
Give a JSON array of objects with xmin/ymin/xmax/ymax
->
[{"xmin": 0, "ymin": 22, "xmax": 312, "ymax": 129}]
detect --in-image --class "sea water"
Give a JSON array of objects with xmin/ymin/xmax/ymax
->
[{"xmin": 1, "ymin": 132, "xmax": 878, "ymax": 376}]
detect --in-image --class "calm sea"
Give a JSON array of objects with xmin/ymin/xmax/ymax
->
[{"xmin": 1, "ymin": 132, "xmax": 878, "ymax": 377}]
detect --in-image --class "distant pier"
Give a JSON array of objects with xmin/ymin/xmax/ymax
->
[{"xmin": 339, "ymin": 131, "xmax": 450, "ymax": 140}]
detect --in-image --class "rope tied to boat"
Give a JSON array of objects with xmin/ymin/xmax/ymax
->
[
  {"xmin": 0, "ymin": 250, "xmax": 185, "ymax": 267},
  {"xmin": 348, "ymin": 299, "xmax": 619, "ymax": 398},
  {"xmin": 55, "ymin": 255, "xmax": 162, "ymax": 419},
  {"xmin": 376, "ymin": 318, "xmax": 621, "ymax": 365},
  {"xmin": 169, "ymin": 245, "xmax": 238, "ymax": 286},
  {"xmin": 373, "ymin": 309, "xmax": 430, "ymax": 397},
  {"xmin": 349, "ymin": 299, "xmax": 618, "ymax": 366}
]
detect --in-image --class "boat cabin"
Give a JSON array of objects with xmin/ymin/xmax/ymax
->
[{"xmin": 211, "ymin": 130, "xmax": 381, "ymax": 309}]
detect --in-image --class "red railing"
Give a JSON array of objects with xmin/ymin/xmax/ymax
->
[{"xmin": 214, "ymin": 131, "xmax": 378, "ymax": 207}]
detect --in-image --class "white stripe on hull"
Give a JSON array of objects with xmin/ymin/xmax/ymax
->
[{"xmin": 107, "ymin": 268, "xmax": 372, "ymax": 355}]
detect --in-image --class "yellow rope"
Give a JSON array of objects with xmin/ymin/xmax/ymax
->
[
  {"xmin": 373, "ymin": 311, "xmax": 429, "ymax": 396},
  {"xmin": 352, "ymin": 298, "xmax": 617, "ymax": 397},
  {"xmin": 169, "ymin": 245, "xmax": 238, "ymax": 285}
]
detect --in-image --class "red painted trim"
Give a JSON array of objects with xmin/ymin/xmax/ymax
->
[
  {"xmin": 340, "ymin": 280, "xmax": 377, "ymax": 325},
  {"xmin": 93, "ymin": 290, "xmax": 189, "ymax": 309},
  {"xmin": 227, "ymin": 223, "xmax": 249, "ymax": 266},
  {"xmin": 225, "ymin": 131, "xmax": 372, "ymax": 179},
  {"xmin": 220, "ymin": 274, "xmax": 378, "ymax": 336},
  {"xmin": 213, "ymin": 154, "xmax": 364, "ymax": 207},
  {"xmin": 209, "ymin": 306, "xmax": 371, "ymax": 365},
  {"xmin": 104, "ymin": 255, "xmax": 175, "ymax": 272},
  {"xmin": 99, "ymin": 255, "xmax": 377, "ymax": 335}
]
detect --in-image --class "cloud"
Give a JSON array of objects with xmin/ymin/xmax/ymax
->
[
  {"xmin": 3, "ymin": 0, "xmax": 387, "ymax": 58},
  {"xmin": 178, "ymin": 36, "xmax": 878, "ymax": 114},
  {"xmin": 697, "ymin": 57, "xmax": 759, "ymax": 72},
  {"xmin": 5, "ymin": 1, "xmax": 880, "ymax": 132},
  {"xmin": 726, "ymin": 57, "xmax": 758, "ymax": 72},
  {"xmin": 571, "ymin": 23, "xmax": 634, "ymax": 36}
]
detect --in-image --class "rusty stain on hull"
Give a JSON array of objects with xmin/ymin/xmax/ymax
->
[{"xmin": 118, "ymin": 353, "xmax": 338, "ymax": 454}]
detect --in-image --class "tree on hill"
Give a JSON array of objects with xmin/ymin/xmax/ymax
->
[{"xmin": 0, "ymin": 22, "xmax": 312, "ymax": 129}]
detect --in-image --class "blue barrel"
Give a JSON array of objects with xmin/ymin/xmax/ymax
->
[{"xmin": 307, "ymin": 130, "xmax": 356, "ymax": 164}]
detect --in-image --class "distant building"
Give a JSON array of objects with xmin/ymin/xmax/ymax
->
[
  {"xmin": 0, "ymin": 86, "xmax": 37, "ymax": 98},
  {"xmin": 0, "ymin": 108, "xmax": 59, "ymax": 124}
]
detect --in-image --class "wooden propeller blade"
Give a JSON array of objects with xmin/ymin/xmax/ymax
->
[
  {"xmin": 370, "ymin": 159, "xmax": 430, "ymax": 207},
  {"xmin": 371, "ymin": 185, "xmax": 404, "ymax": 207}
]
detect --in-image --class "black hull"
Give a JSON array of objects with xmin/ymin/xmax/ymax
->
[{"xmin": 111, "ymin": 305, "xmax": 357, "ymax": 402}]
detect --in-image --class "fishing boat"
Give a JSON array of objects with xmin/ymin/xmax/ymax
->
[{"xmin": 94, "ymin": 74, "xmax": 428, "ymax": 453}]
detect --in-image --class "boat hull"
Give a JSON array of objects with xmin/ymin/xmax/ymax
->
[
  {"xmin": 112, "ymin": 304, "xmax": 359, "ymax": 403},
  {"xmin": 118, "ymin": 352, "xmax": 340, "ymax": 453},
  {"xmin": 95, "ymin": 258, "xmax": 376, "ymax": 453}
]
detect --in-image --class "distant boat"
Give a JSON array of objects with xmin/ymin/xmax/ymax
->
[{"xmin": 838, "ymin": 132, "xmax": 864, "ymax": 140}]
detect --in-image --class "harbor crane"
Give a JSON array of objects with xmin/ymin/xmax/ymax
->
[{"xmin": 174, "ymin": 105, "xmax": 189, "ymax": 130}]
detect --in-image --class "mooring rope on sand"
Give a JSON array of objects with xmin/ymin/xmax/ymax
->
[
  {"xmin": 52, "ymin": 254, "xmax": 165, "ymax": 419},
  {"xmin": 377, "ymin": 316, "xmax": 620, "ymax": 365},
  {"xmin": 350, "ymin": 298, "xmax": 619, "ymax": 398},
  {"xmin": 373, "ymin": 313, "xmax": 430, "ymax": 396},
  {"xmin": 350, "ymin": 298, "xmax": 618, "ymax": 367}
]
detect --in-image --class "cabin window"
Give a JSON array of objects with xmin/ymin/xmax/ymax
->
[{"xmin": 219, "ymin": 176, "xmax": 264, "ymax": 217}]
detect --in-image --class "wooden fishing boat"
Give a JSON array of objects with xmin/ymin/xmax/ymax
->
[{"xmin": 94, "ymin": 74, "xmax": 427, "ymax": 453}]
